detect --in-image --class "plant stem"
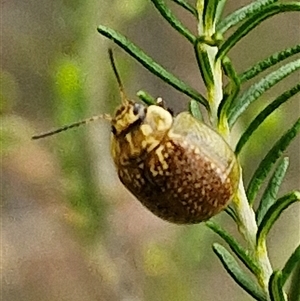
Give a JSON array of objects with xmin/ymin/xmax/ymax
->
[
  {"xmin": 207, "ymin": 47, "xmax": 223, "ymax": 127},
  {"xmin": 233, "ymin": 174, "xmax": 273, "ymax": 291},
  {"xmin": 197, "ymin": 1, "xmax": 274, "ymax": 294},
  {"xmin": 234, "ymin": 176, "xmax": 257, "ymax": 248},
  {"xmin": 196, "ymin": 0, "xmax": 223, "ymax": 129}
]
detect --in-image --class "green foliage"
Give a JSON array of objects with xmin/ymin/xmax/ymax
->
[
  {"xmin": 246, "ymin": 119, "xmax": 300, "ymax": 205},
  {"xmin": 206, "ymin": 221, "xmax": 261, "ymax": 276},
  {"xmin": 171, "ymin": 0, "xmax": 198, "ymax": 17},
  {"xmin": 216, "ymin": 0, "xmax": 278, "ymax": 34},
  {"xmin": 257, "ymin": 191, "xmax": 300, "ymax": 246},
  {"xmin": 213, "ymin": 243, "xmax": 268, "ymax": 301},
  {"xmin": 151, "ymin": 0, "xmax": 196, "ymax": 43},
  {"xmin": 256, "ymin": 157, "xmax": 289, "ymax": 225},
  {"xmin": 194, "ymin": 38, "xmax": 215, "ymax": 90},
  {"xmin": 269, "ymin": 271, "xmax": 286, "ymax": 301},
  {"xmin": 239, "ymin": 44, "xmax": 300, "ymax": 83},
  {"xmin": 97, "ymin": 1, "xmax": 299, "ymax": 300},
  {"xmin": 137, "ymin": 90, "xmax": 156, "ymax": 105},
  {"xmin": 235, "ymin": 84, "xmax": 300, "ymax": 155},
  {"xmin": 97, "ymin": 25, "xmax": 208, "ymax": 108},
  {"xmin": 229, "ymin": 61, "xmax": 300, "ymax": 128},
  {"xmin": 189, "ymin": 99, "xmax": 203, "ymax": 121}
]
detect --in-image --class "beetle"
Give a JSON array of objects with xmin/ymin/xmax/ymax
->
[{"xmin": 32, "ymin": 49, "xmax": 239, "ymax": 224}]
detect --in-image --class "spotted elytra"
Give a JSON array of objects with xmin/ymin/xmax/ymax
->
[{"xmin": 32, "ymin": 49, "xmax": 240, "ymax": 224}]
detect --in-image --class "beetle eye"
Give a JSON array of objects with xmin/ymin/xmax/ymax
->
[{"xmin": 132, "ymin": 103, "xmax": 146, "ymax": 121}]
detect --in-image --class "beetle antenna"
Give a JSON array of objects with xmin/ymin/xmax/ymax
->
[
  {"xmin": 32, "ymin": 114, "xmax": 112, "ymax": 140},
  {"xmin": 32, "ymin": 49, "xmax": 126, "ymax": 140},
  {"xmin": 108, "ymin": 48, "xmax": 128, "ymax": 105}
]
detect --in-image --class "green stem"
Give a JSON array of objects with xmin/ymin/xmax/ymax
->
[
  {"xmin": 196, "ymin": 0, "xmax": 223, "ymax": 128},
  {"xmin": 233, "ymin": 175, "xmax": 257, "ymax": 248},
  {"xmin": 256, "ymin": 240, "xmax": 273, "ymax": 291},
  {"xmin": 197, "ymin": 0, "xmax": 276, "ymax": 295},
  {"xmin": 233, "ymin": 173, "xmax": 273, "ymax": 291}
]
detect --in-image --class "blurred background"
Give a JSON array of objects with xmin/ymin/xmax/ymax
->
[{"xmin": 1, "ymin": 0, "xmax": 299, "ymax": 300}]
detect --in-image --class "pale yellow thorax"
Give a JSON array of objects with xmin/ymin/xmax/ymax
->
[{"xmin": 111, "ymin": 103, "xmax": 173, "ymax": 166}]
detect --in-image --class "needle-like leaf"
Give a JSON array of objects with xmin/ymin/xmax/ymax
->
[
  {"xmin": 247, "ymin": 119, "xmax": 300, "ymax": 205},
  {"xmin": 97, "ymin": 25, "xmax": 208, "ymax": 108},
  {"xmin": 213, "ymin": 243, "xmax": 267, "ymax": 301}
]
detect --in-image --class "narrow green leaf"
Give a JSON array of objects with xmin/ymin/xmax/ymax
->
[
  {"xmin": 216, "ymin": 0, "xmax": 278, "ymax": 34},
  {"xmin": 247, "ymin": 118, "xmax": 300, "ymax": 205},
  {"xmin": 136, "ymin": 90, "xmax": 156, "ymax": 105},
  {"xmin": 171, "ymin": 0, "xmax": 198, "ymax": 17},
  {"xmin": 281, "ymin": 244, "xmax": 300, "ymax": 286},
  {"xmin": 189, "ymin": 99, "xmax": 203, "ymax": 120},
  {"xmin": 212, "ymin": 243, "xmax": 267, "ymax": 301},
  {"xmin": 194, "ymin": 39, "xmax": 215, "ymax": 89},
  {"xmin": 288, "ymin": 261, "xmax": 300, "ymax": 301},
  {"xmin": 218, "ymin": 56, "xmax": 240, "ymax": 121},
  {"xmin": 150, "ymin": 0, "xmax": 196, "ymax": 43},
  {"xmin": 257, "ymin": 191, "xmax": 300, "ymax": 245},
  {"xmin": 97, "ymin": 25, "xmax": 208, "ymax": 108},
  {"xmin": 214, "ymin": 0, "xmax": 227, "ymax": 24},
  {"xmin": 229, "ymin": 59, "xmax": 300, "ymax": 128},
  {"xmin": 240, "ymin": 44, "xmax": 300, "ymax": 83},
  {"xmin": 203, "ymin": 0, "xmax": 219, "ymax": 31},
  {"xmin": 269, "ymin": 271, "xmax": 286, "ymax": 301},
  {"xmin": 235, "ymin": 83, "xmax": 300, "ymax": 155},
  {"xmin": 256, "ymin": 157, "xmax": 290, "ymax": 225},
  {"xmin": 224, "ymin": 205, "xmax": 238, "ymax": 222},
  {"xmin": 216, "ymin": 3, "xmax": 300, "ymax": 60},
  {"xmin": 207, "ymin": 221, "xmax": 261, "ymax": 276}
]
